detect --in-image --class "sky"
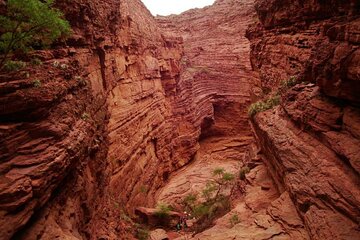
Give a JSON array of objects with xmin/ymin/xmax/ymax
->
[{"xmin": 141, "ymin": 0, "xmax": 216, "ymax": 16}]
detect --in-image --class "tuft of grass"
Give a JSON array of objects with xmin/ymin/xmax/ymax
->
[
  {"xmin": 135, "ymin": 224, "xmax": 149, "ymax": 240},
  {"xmin": 52, "ymin": 60, "xmax": 60, "ymax": 68},
  {"xmin": 75, "ymin": 75, "xmax": 87, "ymax": 86},
  {"xmin": 229, "ymin": 214, "xmax": 240, "ymax": 226},
  {"xmin": 4, "ymin": 60, "xmax": 26, "ymax": 71},
  {"xmin": 33, "ymin": 79, "xmax": 41, "ymax": 88},
  {"xmin": 81, "ymin": 112, "xmax": 90, "ymax": 121},
  {"xmin": 202, "ymin": 182, "xmax": 217, "ymax": 201},
  {"xmin": 183, "ymin": 193, "xmax": 197, "ymax": 205},
  {"xmin": 213, "ymin": 167, "xmax": 225, "ymax": 176},
  {"xmin": 139, "ymin": 185, "xmax": 148, "ymax": 194},
  {"xmin": 280, "ymin": 75, "xmax": 297, "ymax": 89},
  {"xmin": 120, "ymin": 210, "xmax": 133, "ymax": 223},
  {"xmin": 154, "ymin": 202, "xmax": 171, "ymax": 219},
  {"xmin": 248, "ymin": 95, "xmax": 280, "ymax": 117},
  {"xmin": 60, "ymin": 63, "xmax": 68, "ymax": 69},
  {"xmin": 222, "ymin": 172, "xmax": 235, "ymax": 181}
]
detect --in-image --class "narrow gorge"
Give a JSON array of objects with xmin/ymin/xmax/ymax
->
[{"xmin": 0, "ymin": 0, "xmax": 359, "ymax": 239}]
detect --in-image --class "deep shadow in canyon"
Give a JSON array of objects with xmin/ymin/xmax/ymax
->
[{"xmin": 0, "ymin": 0, "xmax": 359, "ymax": 239}]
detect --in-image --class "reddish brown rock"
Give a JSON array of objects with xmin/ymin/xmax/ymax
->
[
  {"xmin": 0, "ymin": 0, "xmax": 258, "ymax": 238},
  {"xmin": 1, "ymin": 0, "xmax": 359, "ymax": 239},
  {"xmin": 135, "ymin": 207, "xmax": 181, "ymax": 228},
  {"xmin": 248, "ymin": 0, "xmax": 360, "ymax": 239},
  {"xmin": 0, "ymin": 0, "xmax": 179, "ymax": 239}
]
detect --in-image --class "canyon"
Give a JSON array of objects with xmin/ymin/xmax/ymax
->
[{"xmin": 0, "ymin": 0, "xmax": 359, "ymax": 240}]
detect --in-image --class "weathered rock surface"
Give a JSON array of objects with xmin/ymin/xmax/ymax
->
[
  {"xmin": 135, "ymin": 207, "xmax": 181, "ymax": 228},
  {"xmin": 0, "ymin": 0, "xmax": 258, "ymax": 239},
  {"xmin": 172, "ymin": 163, "xmax": 309, "ymax": 240},
  {"xmin": 247, "ymin": 0, "xmax": 360, "ymax": 239},
  {"xmin": 1, "ymin": 0, "xmax": 359, "ymax": 239},
  {"xmin": 150, "ymin": 229, "xmax": 169, "ymax": 240},
  {"xmin": 0, "ymin": 0, "xmax": 181, "ymax": 239}
]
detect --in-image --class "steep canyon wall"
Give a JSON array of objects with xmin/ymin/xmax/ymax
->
[
  {"xmin": 247, "ymin": 0, "xmax": 360, "ymax": 239},
  {"xmin": 0, "ymin": 0, "xmax": 183, "ymax": 238},
  {"xmin": 0, "ymin": 0, "xmax": 359, "ymax": 239},
  {"xmin": 0, "ymin": 0, "xmax": 257, "ymax": 239}
]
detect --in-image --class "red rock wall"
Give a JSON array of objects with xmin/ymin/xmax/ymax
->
[
  {"xmin": 0, "ymin": 0, "xmax": 182, "ymax": 238},
  {"xmin": 156, "ymin": 0, "xmax": 258, "ymax": 139},
  {"xmin": 247, "ymin": 0, "xmax": 360, "ymax": 239},
  {"xmin": 0, "ymin": 0, "xmax": 258, "ymax": 239},
  {"xmin": 110, "ymin": 0, "xmax": 259, "ymax": 215}
]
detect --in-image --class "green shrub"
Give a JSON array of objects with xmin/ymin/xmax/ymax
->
[
  {"xmin": 222, "ymin": 172, "xmax": 235, "ymax": 182},
  {"xmin": 154, "ymin": 202, "xmax": 171, "ymax": 219},
  {"xmin": 33, "ymin": 79, "xmax": 41, "ymax": 88},
  {"xmin": 135, "ymin": 225, "xmax": 149, "ymax": 240},
  {"xmin": 120, "ymin": 210, "xmax": 133, "ymax": 223},
  {"xmin": 280, "ymin": 76, "xmax": 297, "ymax": 89},
  {"xmin": 202, "ymin": 182, "xmax": 217, "ymax": 201},
  {"xmin": 139, "ymin": 185, "xmax": 148, "ymax": 194},
  {"xmin": 239, "ymin": 166, "xmax": 250, "ymax": 180},
  {"xmin": 3, "ymin": 60, "xmax": 26, "ymax": 71},
  {"xmin": 183, "ymin": 193, "xmax": 197, "ymax": 206},
  {"xmin": 248, "ymin": 95, "xmax": 280, "ymax": 117},
  {"xmin": 180, "ymin": 168, "xmax": 239, "ymax": 233},
  {"xmin": 229, "ymin": 214, "xmax": 240, "ymax": 226},
  {"xmin": 213, "ymin": 167, "xmax": 225, "ymax": 176},
  {"xmin": 0, "ymin": 0, "xmax": 71, "ymax": 69}
]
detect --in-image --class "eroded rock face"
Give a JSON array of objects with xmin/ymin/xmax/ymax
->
[
  {"xmin": 0, "ymin": 0, "xmax": 181, "ymax": 239},
  {"xmin": 248, "ymin": 0, "xmax": 360, "ymax": 239},
  {"xmin": 0, "ymin": 0, "xmax": 258, "ymax": 239},
  {"xmin": 115, "ymin": 0, "xmax": 259, "ymax": 212},
  {"xmin": 1, "ymin": 0, "xmax": 358, "ymax": 239}
]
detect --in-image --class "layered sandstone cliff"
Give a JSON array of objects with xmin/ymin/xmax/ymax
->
[
  {"xmin": 247, "ymin": 0, "xmax": 360, "ymax": 239},
  {"xmin": 0, "ymin": 0, "xmax": 257, "ymax": 239},
  {"xmin": 0, "ymin": 0, "xmax": 359, "ymax": 239},
  {"xmin": 0, "ymin": 0, "xmax": 183, "ymax": 238}
]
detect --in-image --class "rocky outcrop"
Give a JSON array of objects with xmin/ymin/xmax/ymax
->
[
  {"xmin": 0, "ymin": 0, "xmax": 259, "ymax": 239},
  {"xmin": 135, "ymin": 207, "xmax": 181, "ymax": 228},
  {"xmin": 1, "ymin": 0, "xmax": 358, "ymax": 239},
  {"xmin": 247, "ymin": 0, "xmax": 360, "ymax": 239},
  {"xmin": 0, "ymin": 0, "xmax": 182, "ymax": 239}
]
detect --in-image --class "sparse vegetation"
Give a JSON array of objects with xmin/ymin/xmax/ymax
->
[
  {"xmin": 154, "ymin": 202, "xmax": 171, "ymax": 219},
  {"xmin": 249, "ymin": 75, "xmax": 300, "ymax": 117},
  {"xmin": 59, "ymin": 63, "xmax": 68, "ymax": 69},
  {"xmin": 180, "ymin": 168, "xmax": 239, "ymax": 233},
  {"xmin": 135, "ymin": 224, "xmax": 149, "ymax": 240},
  {"xmin": 52, "ymin": 60, "xmax": 60, "ymax": 68},
  {"xmin": 3, "ymin": 60, "xmax": 26, "ymax": 71},
  {"xmin": 139, "ymin": 185, "xmax": 148, "ymax": 194},
  {"xmin": 248, "ymin": 95, "xmax": 280, "ymax": 117},
  {"xmin": 75, "ymin": 75, "xmax": 87, "ymax": 86},
  {"xmin": 33, "ymin": 79, "xmax": 41, "ymax": 88},
  {"xmin": 120, "ymin": 210, "xmax": 133, "ymax": 223},
  {"xmin": 229, "ymin": 214, "xmax": 240, "ymax": 226},
  {"xmin": 280, "ymin": 75, "xmax": 298, "ymax": 90},
  {"xmin": 81, "ymin": 112, "xmax": 90, "ymax": 121},
  {"xmin": 0, "ymin": 0, "xmax": 71, "ymax": 70},
  {"xmin": 30, "ymin": 58, "xmax": 42, "ymax": 66}
]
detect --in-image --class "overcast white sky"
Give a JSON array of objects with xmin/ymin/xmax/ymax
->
[{"xmin": 141, "ymin": 0, "xmax": 216, "ymax": 16}]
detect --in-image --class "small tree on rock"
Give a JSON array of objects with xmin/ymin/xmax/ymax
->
[{"xmin": 0, "ymin": 0, "xmax": 71, "ymax": 69}]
